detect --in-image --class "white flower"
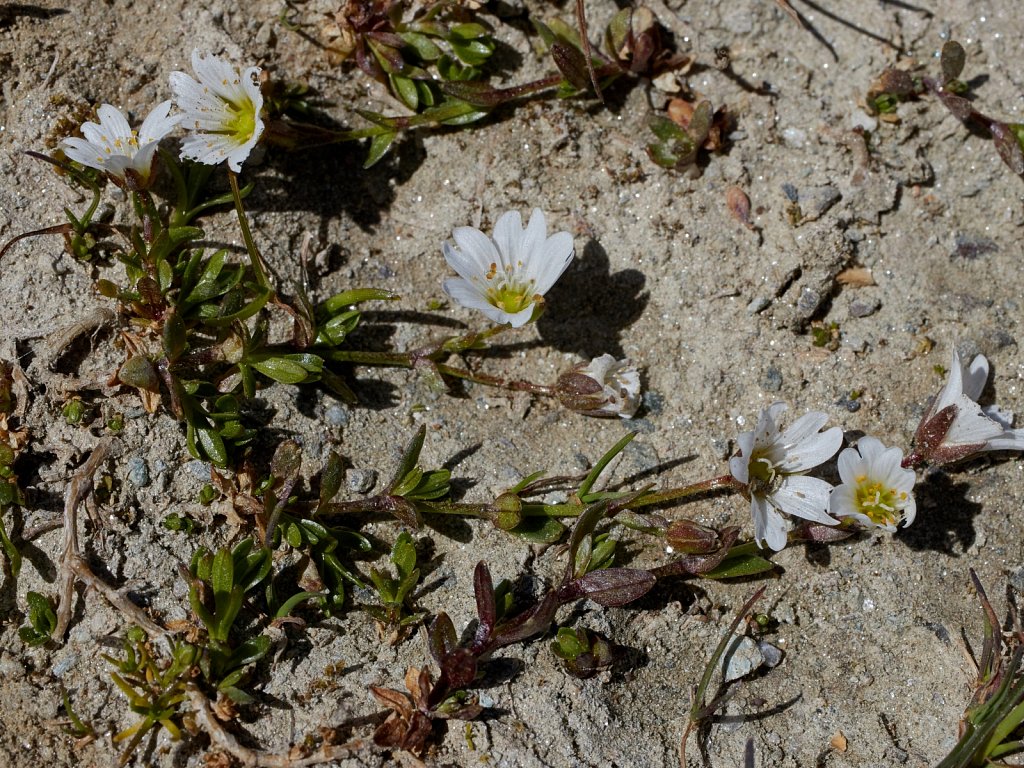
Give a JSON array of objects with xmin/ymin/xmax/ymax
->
[
  {"xmin": 913, "ymin": 349, "xmax": 1024, "ymax": 465},
  {"xmin": 557, "ymin": 354, "xmax": 641, "ymax": 418},
  {"xmin": 61, "ymin": 101, "xmax": 179, "ymax": 188},
  {"xmin": 169, "ymin": 50, "xmax": 264, "ymax": 173},
  {"xmin": 442, "ymin": 208, "xmax": 574, "ymax": 328},
  {"xmin": 730, "ymin": 403, "xmax": 843, "ymax": 551},
  {"xmin": 829, "ymin": 437, "xmax": 916, "ymax": 531}
]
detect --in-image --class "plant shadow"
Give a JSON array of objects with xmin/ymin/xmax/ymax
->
[{"xmin": 538, "ymin": 240, "xmax": 648, "ymax": 358}]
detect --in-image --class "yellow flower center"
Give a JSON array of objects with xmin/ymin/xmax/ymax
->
[
  {"xmin": 853, "ymin": 474, "xmax": 906, "ymax": 526},
  {"xmin": 482, "ymin": 261, "xmax": 537, "ymax": 314},
  {"xmin": 223, "ymin": 98, "xmax": 257, "ymax": 143},
  {"xmin": 747, "ymin": 454, "xmax": 780, "ymax": 497}
]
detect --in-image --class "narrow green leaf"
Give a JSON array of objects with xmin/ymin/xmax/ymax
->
[
  {"xmin": 364, "ymin": 132, "xmax": 397, "ymax": 169},
  {"xmin": 319, "ymin": 451, "xmax": 345, "ymax": 507},
  {"xmin": 388, "ymin": 426, "xmax": 426, "ymax": 493},
  {"xmin": 701, "ymin": 554, "xmax": 776, "ymax": 580},
  {"xmin": 578, "ymin": 432, "xmax": 636, "ymax": 499},
  {"xmin": 0, "ymin": 517, "xmax": 22, "ymax": 577},
  {"xmin": 211, "ymin": 548, "xmax": 235, "ymax": 600}
]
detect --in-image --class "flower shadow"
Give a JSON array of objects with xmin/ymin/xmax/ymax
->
[
  {"xmin": 537, "ymin": 239, "xmax": 648, "ymax": 358},
  {"xmin": 257, "ymin": 131, "xmax": 427, "ymax": 232},
  {"xmin": 894, "ymin": 471, "xmax": 982, "ymax": 554}
]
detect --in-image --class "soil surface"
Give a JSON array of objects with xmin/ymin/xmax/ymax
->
[{"xmin": 2, "ymin": 1, "xmax": 1024, "ymax": 767}]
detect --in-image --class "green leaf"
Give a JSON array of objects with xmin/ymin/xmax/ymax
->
[
  {"xmin": 251, "ymin": 356, "xmax": 315, "ymax": 384},
  {"xmin": 0, "ymin": 517, "xmax": 22, "ymax": 577},
  {"xmin": 390, "ymin": 73, "xmax": 420, "ymax": 110},
  {"xmin": 23, "ymin": 591, "xmax": 57, "ymax": 644},
  {"xmin": 509, "ymin": 517, "xmax": 567, "ymax": 544},
  {"xmin": 364, "ymin": 132, "xmax": 397, "ymax": 169},
  {"xmin": 286, "ymin": 521, "xmax": 303, "ymax": 548},
  {"xmin": 212, "ymin": 547, "xmax": 235, "ymax": 601},
  {"xmin": 317, "ymin": 309, "xmax": 361, "ymax": 346},
  {"xmin": 389, "ymin": 426, "xmax": 426, "ymax": 492},
  {"xmin": 449, "ymin": 37, "xmax": 495, "ymax": 67},
  {"xmin": 274, "ymin": 590, "xmax": 325, "ymax": 618},
  {"xmin": 216, "ymin": 289, "xmax": 275, "ymax": 328},
  {"xmin": 229, "ymin": 634, "xmax": 271, "ymax": 667},
  {"xmin": 195, "ymin": 427, "xmax": 228, "ymax": 467},
  {"xmin": 701, "ymin": 554, "xmax": 776, "ymax": 580},
  {"xmin": 319, "ymin": 452, "xmax": 345, "ymax": 508},
  {"xmin": 161, "ymin": 310, "xmax": 187, "ymax": 360},
  {"xmin": 391, "ymin": 532, "xmax": 417, "ymax": 579},
  {"xmin": 399, "ymin": 31, "xmax": 443, "ymax": 61},
  {"xmin": 578, "ymin": 432, "xmax": 636, "ymax": 499},
  {"xmin": 319, "ymin": 287, "xmax": 400, "ymax": 316}
]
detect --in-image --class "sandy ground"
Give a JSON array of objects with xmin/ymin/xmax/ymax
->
[{"xmin": 2, "ymin": 0, "xmax": 1024, "ymax": 766}]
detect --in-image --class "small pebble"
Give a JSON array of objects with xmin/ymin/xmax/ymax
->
[
  {"xmin": 326, "ymin": 405, "xmax": 349, "ymax": 426},
  {"xmin": 757, "ymin": 641, "xmax": 784, "ymax": 668},
  {"xmin": 760, "ymin": 366, "xmax": 783, "ymax": 392},
  {"xmin": 797, "ymin": 287, "xmax": 822, "ymax": 315},
  {"xmin": 849, "ymin": 298, "xmax": 881, "ymax": 318},
  {"xmin": 722, "ymin": 636, "xmax": 765, "ymax": 682},
  {"xmin": 747, "ymin": 296, "xmax": 771, "ymax": 314},
  {"xmin": 796, "ymin": 184, "xmax": 841, "ymax": 222},
  {"xmin": 186, "ymin": 460, "xmax": 211, "ymax": 481},
  {"xmin": 51, "ymin": 653, "xmax": 78, "ymax": 678},
  {"xmin": 346, "ymin": 468, "xmax": 378, "ymax": 494},
  {"xmin": 127, "ymin": 456, "xmax": 150, "ymax": 488},
  {"xmin": 781, "ymin": 127, "xmax": 807, "ymax": 148}
]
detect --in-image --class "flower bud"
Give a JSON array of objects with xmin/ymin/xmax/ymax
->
[
  {"xmin": 665, "ymin": 519, "xmax": 720, "ymax": 554},
  {"xmin": 556, "ymin": 355, "xmax": 641, "ymax": 419}
]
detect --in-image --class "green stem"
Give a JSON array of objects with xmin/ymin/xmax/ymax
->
[
  {"xmin": 227, "ymin": 169, "xmax": 271, "ymax": 291},
  {"xmin": 322, "ymin": 349, "xmax": 412, "ymax": 367},
  {"xmin": 440, "ymin": 323, "xmax": 514, "ymax": 354},
  {"xmin": 625, "ymin": 475, "xmax": 741, "ymax": 511},
  {"xmin": 434, "ymin": 363, "xmax": 554, "ymax": 395}
]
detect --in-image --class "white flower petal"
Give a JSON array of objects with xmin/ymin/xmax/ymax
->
[
  {"xmin": 983, "ymin": 404, "xmax": 1015, "ymax": 429},
  {"xmin": 96, "ymin": 104, "xmax": 133, "ymax": 141},
  {"xmin": 452, "ymin": 225, "xmax": 500, "ymax": 270},
  {"xmin": 901, "ymin": 494, "xmax": 917, "ymax": 527},
  {"xmin": 776, "ymin": 426, "xmax": 842, "ymax": 473},
  {"xmin": 61, "ymin": 137, "xmax": 108, "ymax": 170},
  {"xmin": 138, "ymin": 100, "xmax": 180, "ymax": 144},
  {"xmin": 779, "ymin": 410, "xmax": 830, "ymax": 446},
  {"xmin": 836, "ymin": 445, "xmax": 863, "ymax": 486},
  {"xmin": 752, "ymin": 496, "xmax": 789, "ymax": 551},
  {"xmin": 491, "ymin": 210, "xmax": 523, "ymax": 269},
  {"xmin": 519, "ymin": 208, "xmax": 548, "ymax": 270},
  {"xmin": 771, "ymin": 475, "xmax": 837, "ymax": 525},
  {"xmin": 729, "ymin": 455, "xmax": 749, "ymax": 484},
  {"xmin": 440, "ymin": 209, "xmax": 573, "ymax": 327},
  {"xmin": 443, "ymin": 278, "xmax": 528, "ymax": 327},
  {"xmin": 946, "ymin": 394, "xmax": 1005, "ymax": 445},
  {"xmin": 171, "ymin": 52, "xmax": 264, "ymax": 171},
  {"xmin": 531, "ymin": 231, "xmax": 575, "ymax": 295},
  {"xmin": 930, "ymin": 349, "xmax": 966, "ymax": 417},
  {"xmin": 985, "ymin": 430, "xmax": 1024, "ymax": 453},
  {"xmin": 962, "ymin": 353, "xmax": 989, "ymax": 402}
]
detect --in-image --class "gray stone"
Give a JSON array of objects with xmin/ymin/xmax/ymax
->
[
  {"xmin": 326, "ymin": 405, "xmax": 349, "ymax": 426},
  {"xmin": 126, "ymin": 456, "xmax": 150, "ymax": 488},
  {"xmin": 346, "ymin": 468, "xmax": 378, "ymax": 494},
  {"xmin": 722, "ymin": 635, "xmax": 765, "ymax": 682},
  {"xmin": 849, "ymin": 297, "xmax": 881, "ymax": 318}
]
